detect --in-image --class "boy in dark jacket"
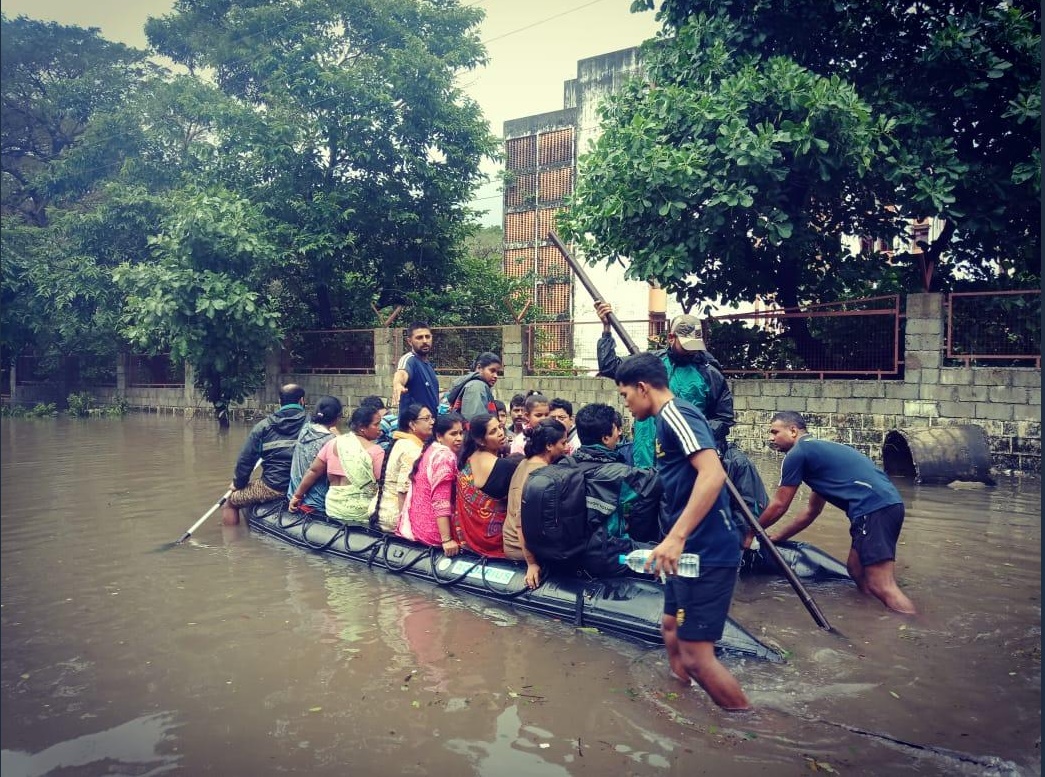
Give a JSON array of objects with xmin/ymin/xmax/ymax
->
[
  {"xmin": 573, "ymin": 403, "xmax": 662, "ymax": 576},
  {"xmin": 222, "ymin": 384, "xmax": 308, "ymax": 525}
]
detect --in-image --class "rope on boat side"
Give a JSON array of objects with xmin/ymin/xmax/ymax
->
[
  {"xmin": 430, "ymin": 551, "xmax": 481, "ymax": 586},
  {"xmin": 300, "ymin": 515, "xmax": 346, "ymax": 553},
  {"xmin": 382, "ymin": 538, "xmax": 432, "ymax": 574},
  {"xmin": 276, "ymin": 504, "xmax": 307, "ymax": 530},
  {"xmin": 476, "ymin": 556, "xmax": 531, "ymax": 599}
]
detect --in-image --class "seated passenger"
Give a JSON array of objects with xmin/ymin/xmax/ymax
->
[
  {"xmin": 456, "ymin": 413, "xmax": 522, "ymax": 557},
  {"xmin": 508, "ymin": 393, "xmax": 527, "ymax": 441},
  {"xmin": 503, "ymin": 419, "xmax": 570, "ymax": 588},
  {"xmin": 493, "ymin": 400, "xmax": 509, "ymax": 440},
  {"xmin": 286, "ymin": 395, "xmax": 343, "ymax": 514},
  {"xmin": 399, "ymin": 412, "xmax": 466, "ymax": 554},
  {"xmin": 222, "ymin": 383, "xmax": 308, "ymax": 525},
  {"xmin": 548, "ymin": 397, "xmax": 580, "ymax": 452},
  {"xmin": 573, "ymin": 403, "xmax": 662, "ymax": 576},
  {"xmin": 360, "ymin": 394, "xmax": 398, "ymax": 453},
  {"xmin": 508, "ymin": 393, "xmax": 551, "ymax": 456},
  {"xmin": 288, "ymin": 405, "xmax": 386, "ymax": 525},
  {"xmin": 373, "ymin": 404, "xmax": 434, "ymax": 533}
]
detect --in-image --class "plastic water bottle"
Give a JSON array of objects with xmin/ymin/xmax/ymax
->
[{"xmin": 619, "ymin": 549, "xmax": 700, "ymax": 579}]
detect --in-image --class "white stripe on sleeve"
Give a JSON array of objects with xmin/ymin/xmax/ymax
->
[{"xmin": 662, "ymin": 400, "xmax": 703, "ymax": 456}]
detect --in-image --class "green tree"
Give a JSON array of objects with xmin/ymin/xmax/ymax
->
[
  {"xmin": 113, "ymin": 188, "xmax": 284, "ymax": 426},
  {"xmin": 401, "ymin": 225, "xmax": 541, "ymax": 326},
  {"xmin": 145, "ymin": 0, "xmax": 498, "ymax": 330},
  {"xmin": 0, "ymin": 16, "xmax": 155, "ymax": 392},
  {"xmin": 563, "ymin": 2, "xmax": 1039, "ymax": 315},
  {"xmin": 1, "ymin": 14, "xmax": 148, "ymax": 226}
]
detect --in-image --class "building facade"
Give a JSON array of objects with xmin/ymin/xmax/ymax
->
[{"xmin": 502, "ymin": 47, "xmax": 675, "ymax": 371}]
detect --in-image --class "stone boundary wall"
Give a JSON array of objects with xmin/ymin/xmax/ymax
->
[{"xmin": 8, "ymin": 294, "xmax": 1040, "ymax": 473}]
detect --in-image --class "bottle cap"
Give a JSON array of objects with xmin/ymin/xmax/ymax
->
[{"xmin": 618, "ymin": 555, "xmax": 628, "ymax": 563}]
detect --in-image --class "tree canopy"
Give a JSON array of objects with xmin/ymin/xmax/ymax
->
[
  {"xmin": 561, "ymin": 0, "xmax": 1040, "ymax": 311},
  {"xmin": 1, "ymin": 3, "xmax": 503, "ymax": 414},
  {"xmin": 145, "ymin": 0, "xmax": 497, "ymax": 331}
]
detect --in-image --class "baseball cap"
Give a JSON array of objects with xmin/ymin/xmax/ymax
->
[{"xmin": 668, "ymin": 314, "xmax": 707, "ymax": 352}]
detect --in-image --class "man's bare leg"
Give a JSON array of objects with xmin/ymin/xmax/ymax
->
[
  {"xmin": 662, "ymin": 614, "xmax": 691, "ymax": 684},
  {"xmin": 677, "ymin": 639, "xmax": 750, "ymax": 711},
  {"xmin": 221, "ymin": 503, "xmax": 240, "ymax": 526},
  {"xmin": 864, "ymin": 560, "xmax": 917, "ymax": 614},
  {"xmin": 847, "ymin": 548, "xmax": 868, "ymax": 593}
]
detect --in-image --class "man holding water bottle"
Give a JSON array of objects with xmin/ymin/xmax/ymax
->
[{"xmin": 615, "ymin": 352, "xmax": 749, "ymax": 711}]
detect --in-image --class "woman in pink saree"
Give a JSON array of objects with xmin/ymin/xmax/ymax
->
[{"xmin": 398, "ymin": 412, "xmax": 466, "ymax": 556}]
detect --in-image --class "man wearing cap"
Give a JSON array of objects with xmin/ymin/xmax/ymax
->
[{"xmin": 595, "ymin": 302, "xmax": 734, "ymax": 469}]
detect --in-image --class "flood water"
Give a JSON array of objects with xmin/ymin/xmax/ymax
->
[{"xmin": 1, "ymin": 414, "xmax": 1039, "ymax": 776}]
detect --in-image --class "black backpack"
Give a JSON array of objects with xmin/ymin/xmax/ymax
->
[{"xmin": 520, "ymin": 456, "xmax": 589, "ymax": 563}]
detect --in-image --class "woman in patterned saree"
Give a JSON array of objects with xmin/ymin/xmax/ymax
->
[{"xmin": 455, "ymin": 413, "xmax": 521, "ymax": 558}]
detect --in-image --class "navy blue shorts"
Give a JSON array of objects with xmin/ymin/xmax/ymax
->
[
  {"xmin": 850, "ymin": 503, "xmax": 905, "ymax": 567},
  {"xmin": 662, "ymin": 566, "xmax": 738, "ymax": 643}
]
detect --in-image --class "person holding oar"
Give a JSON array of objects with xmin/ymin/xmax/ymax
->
[
  {"xmin": 748, "ymin": 411, "xmax": 917, "ymax": 615},
  {"xmin": 222, "ymin": 384, "xmax": 309, "ymax": 526}
]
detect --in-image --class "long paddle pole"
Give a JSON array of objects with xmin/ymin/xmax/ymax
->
[
  {"xmin": 547, "ymin": 230, "xmax": 837, "ymax": 633},
  {"xmin": 173, "ymin": 458, "xmax": 262, "ymax": 545},
  {"xmin": 546, "ymin": 231, "xmax": 641, "ymax": 354},
  {"xmin": 722, "ymin": 479, "xmax": 835, "ymax": 632}
]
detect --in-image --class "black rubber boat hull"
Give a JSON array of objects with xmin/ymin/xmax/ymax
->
[
  {"xmin": 246, "ymin": 504, "xmax": 787, "ymax": 663},
  {"xmin": 741, "ymin": 540, "xmax": 853, "ymax": 582}
]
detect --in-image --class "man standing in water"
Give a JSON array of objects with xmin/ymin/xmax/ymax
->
[
  {"xmin": 615, "ymin": 353, "xmax": 749, "ymax": 711},
  {"xmin": 222, "ymin": 384, "xmax": 308, "ymax": 525},
  {"xmin": 391, "ymin": 322, "xmax": 439, "ymax": 424},
  {"xmin": 750, "ymin": 411, "xmax": 916, "ymax": 614}
]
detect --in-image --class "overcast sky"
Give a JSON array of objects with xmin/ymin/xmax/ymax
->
[{"xmin": 2, "ymin": 0, "xmax": 662, "ymax": 226}]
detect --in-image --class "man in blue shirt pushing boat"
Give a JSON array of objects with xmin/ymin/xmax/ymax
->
[{"xmin": 749, "ymin": 411, "xmax": 917, "ymax": 615}]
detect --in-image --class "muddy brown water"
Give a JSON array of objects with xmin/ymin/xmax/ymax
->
[{"xmin": 1, "ymin": 414, "xmax": 1039, "ymax": 776}]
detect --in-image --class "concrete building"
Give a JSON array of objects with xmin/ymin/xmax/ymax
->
[{"xmin": 502, "ymin": 47, "xmax": 676, "ymax": 371}]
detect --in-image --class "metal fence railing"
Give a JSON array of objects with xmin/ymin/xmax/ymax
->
[
  {"xmin": 706, "ymin": 295, "xmax": 903, "ymax": 378},
  {"xmin": 526, "ymin": 319, "xmax": 659, "ymax": 375},
  {"xmin": 282, "ymin": 330, "xmax": 375, "ymax": 374},
  {"xmin": 428, "ymin": 326, "xmax": 504, "ymax": 375},
  {"xmin": 126, "ymin": 353, "xmax": 184, "ymax": 387},
  {"xmin": 946, "ymin": 290, "xmax": 1041, "ymax": 367},
  {"xmin": 14, "ymin": 355, "xmax": 118, "ymax": 387},
  {"xmin": 524, "ymin": 299, "xmax": 903, "ymax": 378},
  {"xmin": 7, "ymin": 290, "xmax": 1036, "ymax": 392}
]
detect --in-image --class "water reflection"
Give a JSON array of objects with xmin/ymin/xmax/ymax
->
[
  {"xmin": 0, "ymin": 711, "xmax": 180, "ymax": 777},
  {"xmin": 446, "ymin": 704, "xmax": 573, "ymax": 776}
]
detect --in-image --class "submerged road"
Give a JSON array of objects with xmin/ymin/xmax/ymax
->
[{"xmin": 1, "ymin": 414, "xmax": 1039, "ymax": 776}]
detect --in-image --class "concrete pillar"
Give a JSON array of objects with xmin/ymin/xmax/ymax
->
[
  {"xmin": 116, "ymin": 352, "xmax": 128, "ymax": 396},
  {"xmin": 903, "ymin": 293, "xmax": 944, "ymax": 420},
  {"xmin": 501, "ymin": 324, "xmax": 525, "ymax": 383},
  {"xmin": 264, "ymin": 348, "xmax": 282, "ymax": 406},
  {"xmin": 374, "ymin": 327, "xmax": 404, "ymax": 398},
  {"xmin": 183, "ymin": 361, "xmax": 194, "ymax": 407},
  {"xmin": 904, "ymin": 293, "xmax": 944, "ymax": 371}
]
